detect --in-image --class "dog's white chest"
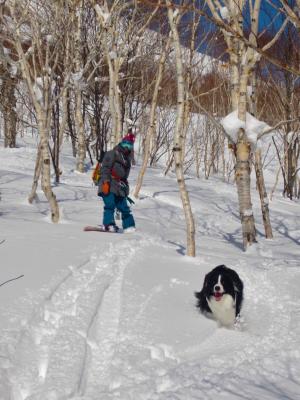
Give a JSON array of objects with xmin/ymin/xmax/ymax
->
[{"xmin": 207, "ymin": 294, "xmax": 236, "ymax": 326}]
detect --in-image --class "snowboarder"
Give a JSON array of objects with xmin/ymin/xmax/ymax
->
[{"xmin": 98, "ymin": 132, "xmax": 136, "ymax": 233}]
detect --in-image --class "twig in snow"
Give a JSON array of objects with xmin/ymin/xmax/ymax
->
[{"xmin": 0, "ymin": 275, "xmax": 24, "ymax": 288}]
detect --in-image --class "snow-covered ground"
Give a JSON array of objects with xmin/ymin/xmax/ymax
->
[{"xmin": 0, "ymin": 136, "xmax": 299, "ymax": 400}]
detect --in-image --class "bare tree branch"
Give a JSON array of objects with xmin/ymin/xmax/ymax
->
[
  {"xmin": 258, "ymin": 117, "xmax": 300, "ymax": 139},
  {"xmin": 139, "ymin": 0, "xmax": 300, "ymax": 76}
]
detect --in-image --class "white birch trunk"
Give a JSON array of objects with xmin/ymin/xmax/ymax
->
[
  {"xmin": 167, "ymin": 2, "xmax": 195, "ymax": 257},
  {"xmin": 207, "ymin": 0, "xmax": 260, "ymax": 249},
  {"xmin": 236, "ymin": 63, "xmax": 257, "ymax": 248},
  {"xmin": 39, "ymin": 117, "xmax": 60, "ymax": 223},
  {"xmin": 94, "ymin": 5, "xmax": 120, "ymax": 148},
  {"xmin": 249, "ymin": 67, "xmax": 273, "ymax": 238},
  {"xmin": 108, "ymin": 61, "xmax": 118, "ymax": 147},
  {"xmin": 12, "ymin": 5, "xmax": 60, "ymax": 222},
  {"xmin": 93, "ymin": 0, "xmax": 160, "ymax": 148},
  {"xmin": 75, "ymin": 89, "xmax": 86, "ymax": 172},
  {"xmin": 73, "ymin": 3, "xmax": 86, "ymax": 172},
  {"xmin": 134, "ymin": 36, "xmax": 171, "ymax": 198},
  {"xmin": 28, "ymin": 142, "xmax": 42, "ymax": 204},
  {"xmin": 113, "ymin": 57, "xmax": 122, "ymax": 144},
  {"xmin": 255, "ymin": 148, "xmax": 273, "ymax": 238}
]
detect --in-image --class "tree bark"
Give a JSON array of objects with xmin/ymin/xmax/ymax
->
[
  {"xmin": 0, "ymin": 73, "xmax": 17, "ymax": 148},
  {"xmin": 235, "ymin": 130, "xmax": 256, "ymax": 248}
]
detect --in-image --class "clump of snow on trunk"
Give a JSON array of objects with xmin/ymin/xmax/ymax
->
[{"xmin": 221, "ymin": 110, "xmax": 269, "ymax": 144}]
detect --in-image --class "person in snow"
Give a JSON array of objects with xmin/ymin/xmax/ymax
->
[{"xmin": 98, "ymin": 132, "xmax": 136, "ymax": 233}]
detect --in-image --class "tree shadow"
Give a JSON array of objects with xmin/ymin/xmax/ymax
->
[
  {"xmin": 275, "ymin": 220, "xmax": 300, "ymax": 245},
  {"xmin": 153, "ymin": 189, "xmax": 179, "ymax": 198},
  {"xmin": 167, "ymin": 240, "xmax": 186, "ymax": 255},
  {"xmin": 212, "ymin": 201, "xmax": 240, "ymax": 221},
  {"xmin": 222, "ymin": 230, "xmax": 245, "ymax": 251},
  {"xmin": 219, "ymin": 365, "xmax": 299, "ymax": 400},
  {"xmin": 192, "ymin": 359, "xmax": 300, "ymax": 400}
]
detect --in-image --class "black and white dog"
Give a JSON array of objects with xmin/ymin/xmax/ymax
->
[{"xmin": 195, "ymin": 265, "xmax": 244, "ymax": 327}]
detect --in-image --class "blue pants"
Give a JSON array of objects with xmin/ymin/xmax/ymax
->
[{"xmin": 102, "ymin": 193, "xmax": 135, "ymax": 229}]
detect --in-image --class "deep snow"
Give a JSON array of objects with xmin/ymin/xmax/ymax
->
[{"xmin": 0, "ymin": 136, "xmax": 299, "ymax": 400}]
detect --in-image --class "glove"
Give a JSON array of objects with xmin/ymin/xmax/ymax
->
[
  {"xmin": 119, "ymin": 180, "xmax": 129, "ymax": 196},
  {"xmin": 120, "ymin": 180, "xmax": 128, "ymax": 188},
  {"xmin": 101, "ymin": 181, "xmax": 110, "ymax": 195}
]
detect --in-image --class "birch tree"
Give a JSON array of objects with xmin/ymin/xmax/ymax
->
[
  {"xmin": 167, "ymin": 0, "xmax": 195, "ymax": 257},
  {"xmin": 256, "ymin": 47, "xmax": 300, "ymax": 200},
  {"xmin": 92, "ymin": 0, "xmax": 160, "ymax": 148},
  {"xmin": 0, "ymin": 72, "xmax": 17, "ymax": 148},
  {"xmin": 93, "ymin": 0, "xmax": 122, "ymax": 147},
  {"xmin": 0, "ymin": 62, "xmax": 18, "ymax": 148},
  {"xmin": 134, "ymin": 34, "xmax": 172, "ymax": 198},
  {"xmin": 249, "ymin": 64, "xmax": 273, "ymax": 239},
  {"xmin": 70, "ymin": 0, "xmax": 86, "ymax": 173},
  {"xmin": 0, "ymin": 8, "xmax": 19, "ymax": 149},
  {"xmin": 206, "ymin": 0, "xmax": 285, "ymax": 248},
  {"xmin": 3, "ymin": 0, "xmax": 68, "ymax": 222}
]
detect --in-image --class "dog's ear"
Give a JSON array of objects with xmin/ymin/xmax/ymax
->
[
  {"xmin": 194, "ymin": 291, "xmax": 201, "ymax": 299},
  {"xmin": 203, "ymin": 274, "xmax": 209, "ymax": 288}
]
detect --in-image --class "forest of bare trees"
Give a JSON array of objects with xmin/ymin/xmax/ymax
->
[{"xmin": 0, "ymin": 0, "xmax": 299, "ymax": 255}]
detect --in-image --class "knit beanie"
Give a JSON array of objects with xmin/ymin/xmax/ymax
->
[{"xmin": 120, "ymin": 132, "xmax": 135, "ymax": 150}]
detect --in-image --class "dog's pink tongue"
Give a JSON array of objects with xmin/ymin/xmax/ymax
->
[{"xmin": 214, "ymin": 293, "xmax": 222, "ymax": 301}]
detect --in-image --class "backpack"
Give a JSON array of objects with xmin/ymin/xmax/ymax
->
[
  {"xmin": 92, "ymin": 150, "xmax": 106, "ymax": 186},
  {"xmin": 92, "ymin": 161, "xmax": 101, "ymax": 185}
]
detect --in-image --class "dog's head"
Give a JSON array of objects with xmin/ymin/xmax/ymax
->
[{"xmin": 202, "ymin": 265, "xmax": 240, "ymax": 302}]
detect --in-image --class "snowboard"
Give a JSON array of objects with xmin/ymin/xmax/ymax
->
[{"xmin": 83, "ymin": 225, "xmax": 122, "ymax": 233}]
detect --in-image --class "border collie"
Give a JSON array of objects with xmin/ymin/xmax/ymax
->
[{"xmin": 195, "ymin": 265, "xmax": 244, "ymax": 327}]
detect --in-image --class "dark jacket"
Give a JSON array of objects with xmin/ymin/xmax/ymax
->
[{"xmin": 98, "ymin": 144, "xmax": 132, "ymax": 197}]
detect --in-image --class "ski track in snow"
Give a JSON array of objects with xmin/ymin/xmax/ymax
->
[{"xmin": 5, "ymin": 235, "xmax": 150, "ymax": 400}]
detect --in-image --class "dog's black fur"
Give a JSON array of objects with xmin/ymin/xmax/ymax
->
[{"xmin": 195, "ymin": 265, "xmax": 244, "ymax": 325}]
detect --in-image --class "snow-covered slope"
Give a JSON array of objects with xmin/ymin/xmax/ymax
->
[{"xmin": 0, "ymin": 136, "xmax": 299, "ymax": 400}]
